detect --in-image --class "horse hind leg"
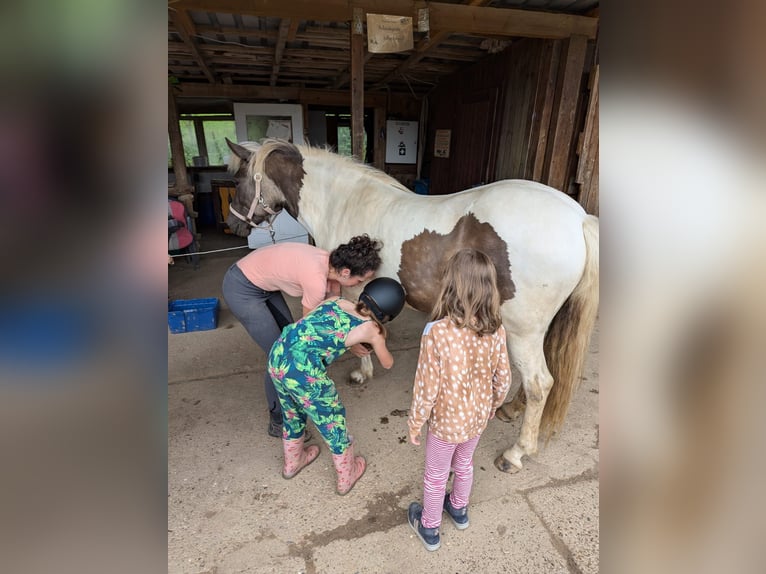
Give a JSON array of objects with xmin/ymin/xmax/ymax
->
[
  {"xmin": 494, "ymin": 334, "xmax": 552, "ymax": 474},
  {"xmin": 349, "ymin": 355, "xmax": 373, "ymax": 385}
]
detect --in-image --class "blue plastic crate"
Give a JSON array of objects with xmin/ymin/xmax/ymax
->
[{"xmin": 168, "ymin": 298, "xmax": 219, "ymax": 333}]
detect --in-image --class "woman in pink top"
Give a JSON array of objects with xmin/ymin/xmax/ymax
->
[
  {"xmin": 406, "ymin": 248, "xmax": 512, "ymax": 552},
  {"xmin": 222, "ymin": 235, "xmax": 383, "ymax": 438}
]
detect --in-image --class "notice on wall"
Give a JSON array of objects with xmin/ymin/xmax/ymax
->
[
  {"xmin": 385, "ymin": 120, "xmax": 418, "ymax": 164},
  {"xmin": 266, "ymin": 119, "xmax": 292, "ymax": 141},
  {"xmin": 367, "ymin": 14, "xmax": 414, "ymax": 53},
  {"xmin": 434, "ymin": 129, "xmax": 451, "ymax": 158}
]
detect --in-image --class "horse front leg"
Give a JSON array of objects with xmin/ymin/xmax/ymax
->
[
  {"xmin": 494, "ymin": 334, "xmax": 552, "ymax": 474},
  {"xmin": 349, "ymin": 354, "xmax": 374, "ymax": 385}
]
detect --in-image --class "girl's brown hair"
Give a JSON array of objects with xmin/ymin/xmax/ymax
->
[
  {"xmin": 430, "ymin": 248, "xmax": 502, "ymax": 336},
  {"xmin": 355, "ymin": 300, "xmax": 388, "ymax": 338}
]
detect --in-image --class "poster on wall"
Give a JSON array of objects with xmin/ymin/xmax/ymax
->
[
  {"xmin": 434, "ymin": 129, "xmax": 451, "ymax": 158},
  {"xmin": 385, "ymin": 120, "xmax": 418, "ymax": 164},
  {"xmin": 266, "ymin": 119, "xmax": 292, "ymax": 140}
]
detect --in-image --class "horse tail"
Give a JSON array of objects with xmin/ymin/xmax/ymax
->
[{"xmin": 540, "ymin": 214, "xmax": 599, "ymax": 441}]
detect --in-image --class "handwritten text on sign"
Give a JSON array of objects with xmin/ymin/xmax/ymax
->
[{"xmin": 367, "ymin": 14, "xmax": 414, "ymax": 53}]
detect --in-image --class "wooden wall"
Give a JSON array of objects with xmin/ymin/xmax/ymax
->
[
  {"xmin": 424, "ymin": 36, "xmax": 598, "ymax": 214},
  {"xmin": 425, "ymin": 50, "xmax": 506, "ymax": 196}
]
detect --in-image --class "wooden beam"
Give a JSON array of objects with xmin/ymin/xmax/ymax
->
[
  {"xmin": 287, "ymin": 19, "xmax": 300, "ymax": 41},
  {"xmin": 194, "ymin": 24, "xmax": 278, "ymax": 40},
  {"xmin": 176, "ymin": 83, "xmax": 388, "ymax": 108},
  {"xmin": 168, "ymin": 8, "xmax": 216, "ymax": 83},
  {"xmin": 428, "ymin": 3, "xmax": 597, "ymax": 39},
  {"xmin": 174, "ymin": 1, "xmax": 598, "ymax": 39},
  {"xmin": 331, "ymin": 52, "xmax": 373, "ymax": 90},
  {"xmin": 270, "ymin": 19, "xmax": 290, "ymax": 86},
  {"xmin": 351, "ymin": 8, "xmax": 365, "ymax": 160}
]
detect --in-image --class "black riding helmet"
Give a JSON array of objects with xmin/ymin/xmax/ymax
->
[{"xmin": 359, "ymin": 277, "xmax": 406, "ymax": 323}]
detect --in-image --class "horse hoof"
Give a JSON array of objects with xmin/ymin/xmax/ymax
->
[
  {"xmin": 494, "ymin": 454, "xmax": 522, "ymax": 474},
  {"xmin": 349, "ymin": 370, "xmax": 366, "ymax": 385}
]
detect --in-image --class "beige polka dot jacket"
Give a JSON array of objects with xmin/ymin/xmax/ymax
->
[{"xmin": 407, "ymin": 318, "xmax": 512, "ymax": 443}]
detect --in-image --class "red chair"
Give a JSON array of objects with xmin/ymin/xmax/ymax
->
[{"xmin": 168, "ymin": 198, "xmax": 199, "ymax": 268}]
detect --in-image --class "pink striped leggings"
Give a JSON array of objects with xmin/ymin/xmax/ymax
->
[{"xmin": 420, "ymin": 431, "xmax": 481, "ymax": 529}]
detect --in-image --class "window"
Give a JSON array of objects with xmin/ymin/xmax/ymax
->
[
  {"xmin": 333, "ymin": 114, "xmax": 367, "ymax": 159},
  {"xmin": 203, "ymin": 121, "xmax": 237, "ymax": 165},
  {"xmin": 168, "ymin": 114, "xmax": 236, "ymax": 167}
]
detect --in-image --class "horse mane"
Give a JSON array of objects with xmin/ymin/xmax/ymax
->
[
  {"xmin": 299, "ymin": 144, "xmax": 412, "ymax": 193},
  {"xmin": 227, "ymin": 138, "xmax": 413, "ymax": 195},
  {"xmin": 225, "ymin": 140, "xmax": 260, "ymax": 175}
]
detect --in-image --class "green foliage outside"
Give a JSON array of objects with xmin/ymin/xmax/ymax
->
[
  {"xmin": 168, "ymin": 117, "xmax": 236, "ymax": 167},
  {"xmin": 337, "ymin": 126, "xmax": 367, "ymax": 159},
  {"xmin": 203, "ymin": 122, "xmax": 237, "ymax": 164}
]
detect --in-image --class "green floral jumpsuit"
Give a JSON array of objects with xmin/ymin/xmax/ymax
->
[{"xmin": 268, "ymin": 298, "xmax": 368, "ymax": 454}]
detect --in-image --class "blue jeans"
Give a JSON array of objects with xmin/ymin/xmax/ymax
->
[{"xmin": 221, "ymin": 263, "xmax": 294, "ymax": 416}]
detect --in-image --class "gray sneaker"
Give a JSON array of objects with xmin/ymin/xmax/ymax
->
[
  {"xmin": 407, "ymin": 502, "xmax": 441, "ymax": 551},
  {"xmin": 443, "ymin": 492, "xmax": 470, "ymax": 530}
]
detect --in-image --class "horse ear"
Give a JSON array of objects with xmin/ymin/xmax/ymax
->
[{"xmin": 226, "ymin": 138, "xmax": 254, "ymax": 162}]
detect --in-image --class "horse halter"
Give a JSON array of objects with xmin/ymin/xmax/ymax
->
[{"xmin": 228, "ymin": 172, "xmax": 282, "ymax": 242}]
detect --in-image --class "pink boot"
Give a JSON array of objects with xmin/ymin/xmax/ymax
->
[
  {"xmin": 282, "ymin": 435, "xmax": 320, "ymax": 479},
  {"xmin": 331, "ymin": 440, "xmax": 366, "ymax": 495}
]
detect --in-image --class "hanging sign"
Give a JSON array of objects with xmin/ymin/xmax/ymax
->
[
  {"xmin": 434, "ymin": 129, "xmax": 451, "ymax": 158},
  {"xmin": 367, "ymin": 14, "xmax": 414, "ymax": 53}
]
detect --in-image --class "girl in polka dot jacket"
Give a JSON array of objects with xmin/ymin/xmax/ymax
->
[{"xmin": 406, "ymin": 248, "xmax": 512, "ymax": 552}]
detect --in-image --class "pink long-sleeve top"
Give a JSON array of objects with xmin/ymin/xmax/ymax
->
[{"xmin": 407, "ymin": 318, "xmax": 512, "ymax": 443}]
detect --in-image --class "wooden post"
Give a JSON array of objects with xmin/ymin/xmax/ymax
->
[
  {"xmin": 193, "ymin": 118, "xmax": 208, "ymax": 163},
  {"xmin": 373, "ymin": 106, "xmax": 386, "ymax": 170},
  {"xmin": 351, "ymin": 8, "xmax": 365, "ymax": 160},
  {"xmin": 168, "ymin": 85, "xmax": 192, "ymax": 193}
]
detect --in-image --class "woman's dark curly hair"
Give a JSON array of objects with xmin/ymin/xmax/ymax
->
[{"xmin": 329, "ymin": 234, "xmax": 383, "ymax": 277}]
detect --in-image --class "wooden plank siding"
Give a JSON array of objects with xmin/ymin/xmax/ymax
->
[
  {"xmin": 426, "ymin": 50, "xmax": 507, "ymax": 195},
  {"xmin": 576, "ymin": 63, "xmax": 599, "ymax": 215},
  {"xmin": 424, "ymin": 35, "xmax": 596, "ymax": 212},
  {"xmin": 542, "ymin": 34, "xmax": 588, "ymax": 192}
]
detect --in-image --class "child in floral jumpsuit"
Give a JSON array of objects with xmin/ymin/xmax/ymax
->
[{"xmin": 268, "ymin": 277, "xmax": 405, "ymax": 495}]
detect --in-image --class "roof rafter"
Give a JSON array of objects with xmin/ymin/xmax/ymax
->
[
  {"xmin": 370, "ymin": 0, "xmax": 492, "ymax": 90},
  {"xmin": 168, "ymin": 7, "xmax": 216, "ymax": 83},
  {"xmin": 173, "ymin": 0, "xmax": 598, "ymax": 40},
  {"xmin": 270, "ymin": 19, "xmax": 291, "ymax": 86}
]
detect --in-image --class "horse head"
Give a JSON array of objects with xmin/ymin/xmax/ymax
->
[{"xmin": 225, "ymin": 138, "xmax": 305, "ymax": 237}]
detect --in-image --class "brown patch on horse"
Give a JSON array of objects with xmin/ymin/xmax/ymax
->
[
  {"xmin": 398, "ymin": 213, "xmax": 515, "ymax": 313},
  {"xmin": 262, "ymin": 142, "xmax": 305, "ymax": 219}
]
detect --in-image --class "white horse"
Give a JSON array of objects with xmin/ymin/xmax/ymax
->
[{"xmin": 224, "ymin": 138, "xmax": 599, "ymax": 473}]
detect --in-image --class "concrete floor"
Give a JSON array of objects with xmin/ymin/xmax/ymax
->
[{"xmin": 168, "ymin": 230, "xmax": 599, "ymax": 574}]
